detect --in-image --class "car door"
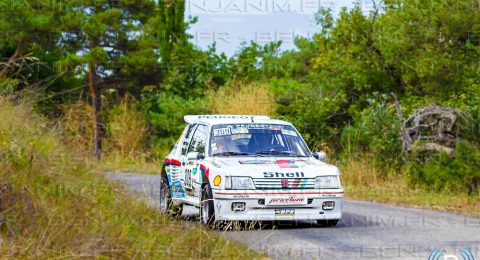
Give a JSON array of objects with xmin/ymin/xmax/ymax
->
[
  {"xmin": 172, "ymin": 124, "xmax": 196, "ymax": 195},
  {"xmin": 184, "ymin": 124, "xmax": 208, "ymax": 198}
]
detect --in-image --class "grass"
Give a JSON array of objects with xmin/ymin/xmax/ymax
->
[
  {"xmin": 206, "ymin": 82, "xmax": 276, "ymax": 116},
  {"xmin": 92, "ymin": 154, "xmax": 162, "ymax": 175},
  {"xmin": 0, "ymin": 98, "xmax": 259, "ymax": 258},
  {"xmin": 339, "ymin": 158, "xmax": 480, "ymax": 216}
]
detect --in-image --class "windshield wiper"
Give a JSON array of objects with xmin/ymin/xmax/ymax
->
[
  {"xmin": 213, "ymin": 151, "xmax": 252, "ymax": 157},
  {"xmin": 255, "ymin": 150, "xmax": 307, "ymax": 157}
]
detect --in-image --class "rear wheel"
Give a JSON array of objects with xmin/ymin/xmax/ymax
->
[
  {"xmin": 160, "ymin": 178, "xmax": 183, "ymax": 217},
  {"xmin": 317, "ymin": 219, "xmax": 339, "ymax": 227},
  {"xmin": 200, "ymin": 183, "xmax": 215, "ymax": 227}
]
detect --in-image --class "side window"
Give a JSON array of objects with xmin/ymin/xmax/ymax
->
[
  {"xmin": 188, "ymin": 125, "xmax": 208, "ymax": 154},
  {"xmin": 181, "ymin": 124, "xmax": 197, "ymax": 156}
]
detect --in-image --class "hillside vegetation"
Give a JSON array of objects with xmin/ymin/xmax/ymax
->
[
  {"xmin": 0, "ymin": 98, "xmax": 257, "ymax": 258},
  {"xmin": 1, "ymin": 0, "xmax": 479, "ymax": 216}
]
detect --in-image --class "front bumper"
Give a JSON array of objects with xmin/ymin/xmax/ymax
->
[{"xmin": 212, "ymin": 189, "xmax": 343, "ymax": 221}]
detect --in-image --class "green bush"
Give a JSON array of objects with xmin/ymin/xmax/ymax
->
[
  {"xmin": 408, "ymin": 141, "xmax": 480, "ymax": 194},
  {"xmin": 141, "ymin": 92, "xmax": 207, "ymax": 156},
  {"xmin": 341, "ymin": 96, "xmax": 403, "ymax": 169},
  {"xmin": 271, "ymin": 78, "xmax": 347, "ymax": 151}
]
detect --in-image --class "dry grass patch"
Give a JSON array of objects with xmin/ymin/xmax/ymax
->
[
  {"xmin": 340, "ymin": 157, "xmax": 480, "ymax": 216},
  {"xmin": 0, "ymin": 98, "xmax": 259, "ymax": 258},
  {"xmin": 207, "ymin": 82, "xmax": 275, "ymax": 116}
]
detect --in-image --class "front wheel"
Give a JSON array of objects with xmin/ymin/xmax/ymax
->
[
  {"xmin": 160, "ymin": 178, "xmax": 182, "ymax": 217},
  {"xmin": 317, "ymin": 219, "xmax": 339, "ymax": 227},
  {"xmin": 200, "ymin": 183, "xmax": 215, "ymax": 227}
]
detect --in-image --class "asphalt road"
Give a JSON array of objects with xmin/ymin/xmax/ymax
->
[{"xmin": 106, "ymin": 172, "xmax": 480, "ymax": 260}]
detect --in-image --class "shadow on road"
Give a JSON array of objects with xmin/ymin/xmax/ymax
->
[{"xmin": 180, "ymin": 205, "xmax": 345, "ymax": 231}]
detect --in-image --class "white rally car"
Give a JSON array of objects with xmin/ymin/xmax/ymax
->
[{"xmin": 160, "ymin": 115, "xmax": 343, "ymax": 227}]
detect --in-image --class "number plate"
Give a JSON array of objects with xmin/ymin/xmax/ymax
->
[{"xmin": 275, "ymin": 209, "xmax": 295, "ymax": 216}]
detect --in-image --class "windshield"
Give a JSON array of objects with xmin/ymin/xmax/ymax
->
[{"xmin": 210, "ymin": 124, "xmax": 311, "ymax": 157}]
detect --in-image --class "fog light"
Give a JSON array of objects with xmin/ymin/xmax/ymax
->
[
  {"xmin": 322, "ymin": 201, "xmax": 335, "ymax": 210},
  {"xmin": 231, "ymin": 202, "xmax": 246, "ymax": 212}
]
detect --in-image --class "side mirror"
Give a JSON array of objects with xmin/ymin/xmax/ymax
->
[
  {"xmin": 313, "ymin": 151, "xmax": 327, "ymax": 162},
  {"xmin": 187, "ymin": 152, "xmax": 205, "ymax": 161}
]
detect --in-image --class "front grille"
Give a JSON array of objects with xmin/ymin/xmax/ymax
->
[{"xmin": 253, "ymin": 178, "xmax": 315, "ymax": 189}]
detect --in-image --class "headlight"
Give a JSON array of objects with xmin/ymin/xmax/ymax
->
[
  {"xmin": 225, "ymin": 177, "xmax": 255, "ymax": 190},
  {"xmin": 315, "ymin": 176, "xmax": 340, "ymax": 189}
]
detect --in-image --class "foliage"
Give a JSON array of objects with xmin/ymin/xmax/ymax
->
[
  {"xmin": 206, "ymin": 82, "xmax": 276, "ymax": 116},
  {"xmin": 161, "ymin": 45, "xmax": 230, "ymax": 97},
  {"xmin": 59, "ymin": 100, "xmax": 94, "ymax": 156},
  {"xmin": 158, "ymin": 0, "xmax": 187, "ymax": 64},
  {"xmin": 408, "ymin": 141, "xmax": 480, "ymax": 194},
  {"xmin": 0, "ymin": 98, "xmax": 257, "ymax": 258},
  {"xmin": 105, "ymin": 96, "xmax": 149, "ymax": 158},
  {"xmin": 1, "ymin": 0, "xmax": 480, "ymax": 205},
  {"xmin": 229, "ymin": 41, "xmax": 284, "ymax": 82},
  {"xmin": 341, "ymin": 94, "xmax": 403, "ymax": 169},
  {"xmin": 58, "ymin": 0, "xmax": 158, "ymax": 91},
  {"xmin": 141, "ymin": 91, "xmax": 207, "ymax": 155},
  {"xmin": 269, "ymin": 77, "xmax": 347, "ymax": 151}
]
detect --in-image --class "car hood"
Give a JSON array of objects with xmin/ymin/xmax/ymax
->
[{"xmin": 206, "ymin": 156, "xmax": 339, "ymax": 178}]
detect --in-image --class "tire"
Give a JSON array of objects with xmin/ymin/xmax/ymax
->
[
  {"xmin": 317, "ymin": 219, "xmax": 339, "ymax": 227},
  {"xmin": 200, "ymin": 183, "xmax": 215, "ymax": 227},
  {"xmin": 160, "ymin": 178, "xmax": 183, "ymax": 217}
]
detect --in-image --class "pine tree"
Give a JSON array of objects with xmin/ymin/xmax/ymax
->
[
  {"xmin": 59, "ymin": 0, "xmax": 157, "ymax": 158},
  {"xmin": 158, "ymin": 0, "xmax": 186, "ymax": 64},
  {"xmin": 0, "ymin": 0, "xmax": 65, "ymax": 79}
]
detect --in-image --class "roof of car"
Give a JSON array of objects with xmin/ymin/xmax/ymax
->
[{"xmin": 184, "ymin": 115, "xmax": 292, "ymax": 126}]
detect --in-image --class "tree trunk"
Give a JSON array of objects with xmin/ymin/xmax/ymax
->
[
  {"xmin": 0, "ymin": 40, "xmax": 23, "ymax": 78},
  {"xmin": 88, "ymin": 61, "xmax": 101, "ymax": 159}
]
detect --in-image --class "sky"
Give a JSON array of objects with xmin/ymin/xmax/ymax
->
[{"xmin": 185, "ymin": 0, "xmax": 375, "ymax": 56}]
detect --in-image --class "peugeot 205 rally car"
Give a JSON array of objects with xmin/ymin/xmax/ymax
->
[{"xmin": 160, "ymin": 115, "xmax": 343, "ymax": 227}]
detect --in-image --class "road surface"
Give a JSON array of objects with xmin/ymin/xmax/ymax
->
[{"xmin": 106, "ymin": 172, "xmax": 480, "ymax": 260}]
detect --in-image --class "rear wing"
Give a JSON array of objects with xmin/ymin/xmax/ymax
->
[{"xmin": 184, "ymin": 115, "xmax": 270, "ymax": 124}]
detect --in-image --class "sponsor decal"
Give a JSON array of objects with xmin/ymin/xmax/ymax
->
[
  {"xmin": 263, "ymin": 172, "xmax": 305, "ymax": 178},
  {"xmin": 275, "ymin": 209, "xmax": 295, "ymax": 216},
  {"xmin": 197, "ymin": 115, "xmax": 252, "ymax": 120},
  {"xmin": 199, "ymin": 164, "xmax": 210, "ymax": 179},
  {"xmin": 239, "ymin": 160, "xmax": 275, "ymax": 165},
  {"xmin": 281, "ymin": 129, "xmax": 298, "ymax": 137},
  {"xmin": 171, "ymin": 186, "xmax": 182, "ymax": 192},
  {"xmin": 231, "ymin": 127, "xmax": 249, "ymax": 134},
  {"xmin": 266, "ymin": 196, "xmax": 306, "ymax": 205},
  {"xmin": 281, "ymin": 179, "xmax": 289, "ymax": 188},
  {"xmin": 169, "ymin": 179, "xmax": 186, "ymax": 198},
  {"xmin": 213, "ymin": 175, "xmax": 221, "ymax": 186},
  {"xmin": 216, "ymin": 191, "xmax": 343, "ymax": 195},
  {"xmin": 276, "ymin": 159, "xmax": 300, "ymax": 168},
  {"xmin": 291, "ymin": 178, "xmax": 307, "ymax": 188},
  {"xmin": 163, "ymin": 158, "xmax": 182, "ymax": 167}
]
